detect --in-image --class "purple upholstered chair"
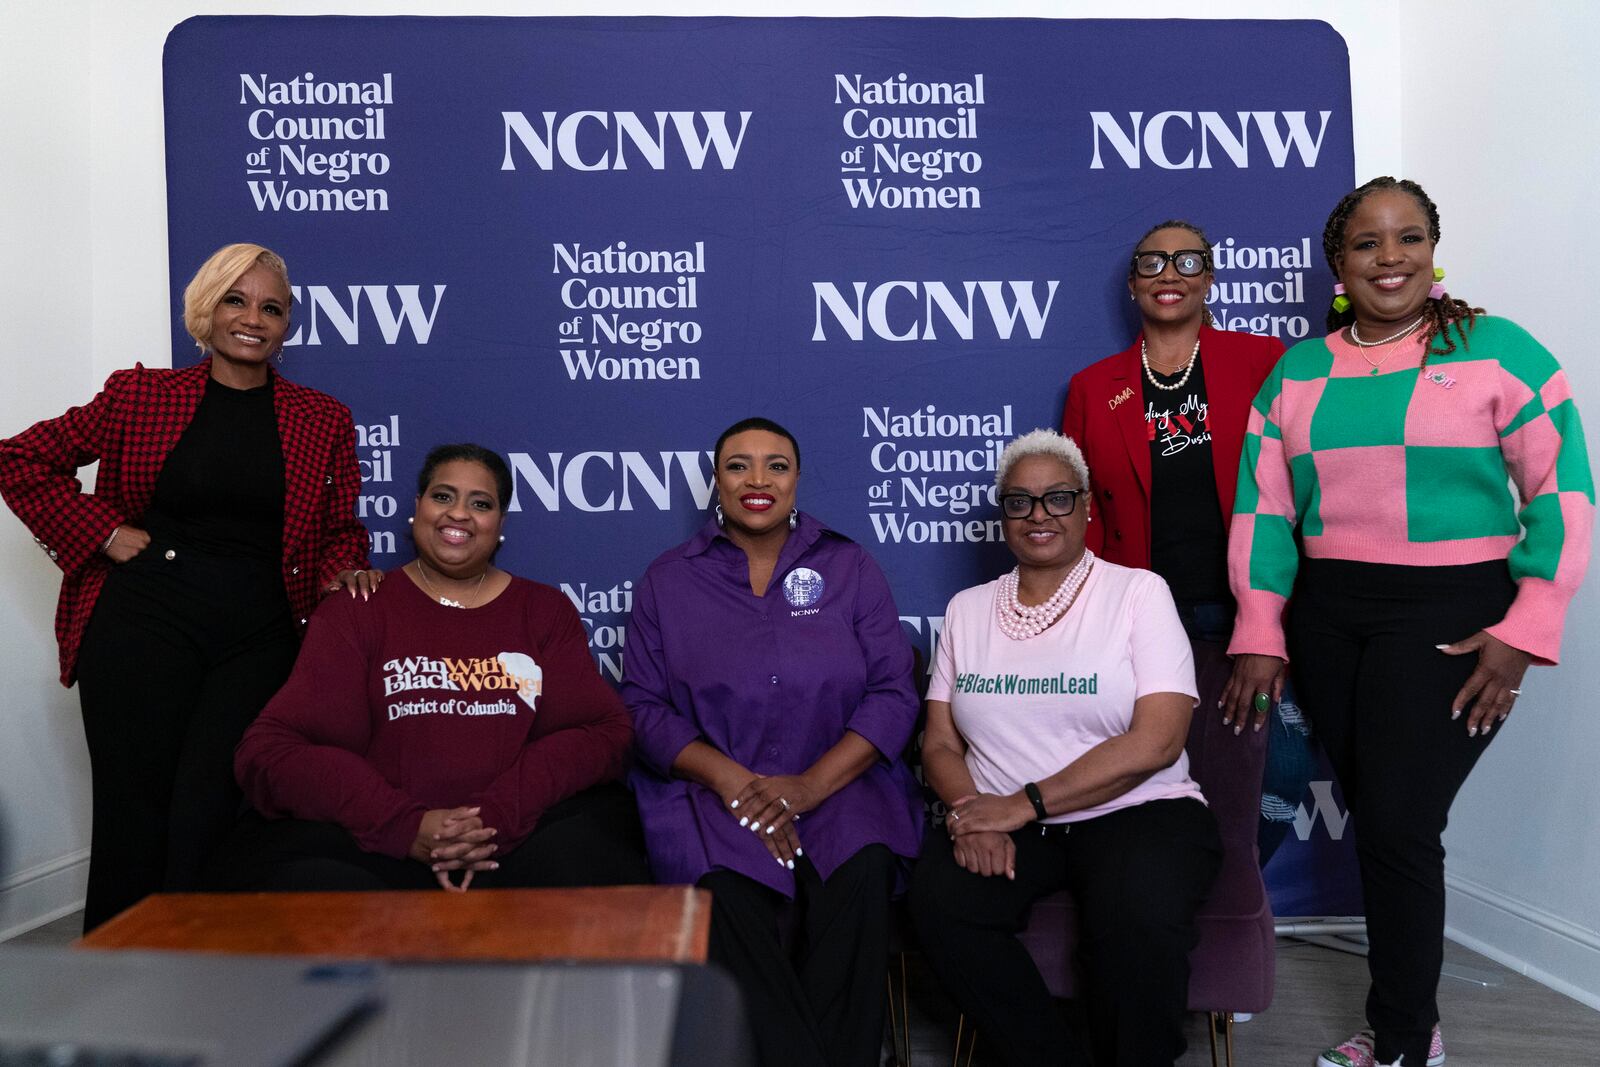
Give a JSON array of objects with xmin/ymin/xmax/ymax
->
[{"xmin": 1009, "ymin": 646, "xmax": 1275, "ymax": 1067}]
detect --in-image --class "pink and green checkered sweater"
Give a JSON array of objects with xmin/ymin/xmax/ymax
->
[{"xmin": 1228, "ymin": 316, "xmax": 1593, "ymax": 665}]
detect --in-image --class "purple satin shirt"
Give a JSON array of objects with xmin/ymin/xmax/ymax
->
[{"xmin": 623, "ymin": 512, "xmax": 924, "ymax": 896}]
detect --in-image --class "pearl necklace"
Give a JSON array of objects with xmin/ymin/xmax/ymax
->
[
  {"xmin": 995, "ymin": 550, "xmax": 1095, "ymax": 641},
  {"xmin": 414, "ymin": 558, "xmax": 487, "ymax": 609},
  {"xmin": 1348, "ymin": 314, "xmax": 1425, "ymax": 376},
  {"xmin": 1141, "ymin": 338, "xmax": 1200, "ymax": 391}
]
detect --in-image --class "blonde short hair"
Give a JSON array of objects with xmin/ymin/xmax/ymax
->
[
  {"xmin": 182, "ymin": 244, "xmax": 291, "ymax": 353},
  {"xmin": 995, "ymin": 428, "xmax": 1091, "ymax": 492}
]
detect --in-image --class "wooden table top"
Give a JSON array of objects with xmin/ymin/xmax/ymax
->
[{"xmin": 78, "ymin": 885, "xmax": 709, "ymax": 963}]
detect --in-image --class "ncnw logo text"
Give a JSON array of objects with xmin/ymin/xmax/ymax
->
[
  {"xmin": 500, "ymin": 111, "xmax": 752, "ymax": 171},
  {"xmin": 284, "ymin": 285, "xmax": 446, "ymax": 346},
  {"xmin": 1089, "ymin": 110, "xmax": 1334, "ymax": 169},
  {"xmin": 812, "ymin": 281, "xmax": 1058, "ymax": 342}
]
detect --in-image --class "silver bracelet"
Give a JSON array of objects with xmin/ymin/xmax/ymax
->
[{"xmin": 101, "ymin": 527, "xmax": 119, "ymax": 554}]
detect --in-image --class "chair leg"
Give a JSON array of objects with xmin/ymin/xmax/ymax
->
[
  {"xmin": 950, "ymin": 1015, "xmax": 977, "ymax": 1067},
  {"xmin": 885, "ymin": 954, "xmax": 911, "ymax": 1067},
  {"xmin": 901, "ymin": 953, "xmax": 912, "ymax": 1067},
  {"xmin": 886, "ymin": 972, "xmax": 900, "ymax": 1066},
  {"xmin": 1206, "ymin": 1012, "xmax": 1236, "ymax": 1067},
  {"xmin": 952, "ymin": 1014, "xmax": 964, "ymax": 1067}
]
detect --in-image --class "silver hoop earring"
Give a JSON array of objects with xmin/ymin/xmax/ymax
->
[
  {"xmin": 715, "ymin": 504, "xmax": 725, "ymax": 528},
  {"xmin": 789, "ymin": 509, "xmax": 799, "ymax": 531}
]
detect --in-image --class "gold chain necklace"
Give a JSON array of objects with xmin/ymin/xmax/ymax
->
[
  {"xmin": 1141, "ymin": 338, "xmax": 1200, "ymax": 391},
  {"xmin": 413, "ymin": 558, "xmax": 488, "ymax": 609},
  {"xmin": 1348, "ymin": 314, "xmax": 1425, "ymax": 376}
]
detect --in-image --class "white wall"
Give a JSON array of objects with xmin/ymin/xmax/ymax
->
[
  {"xmin": 0, "ymin": 0, "xmax": 98, "ymax": 937},
  {"xmin": 22, "ymin": 0, "xmax": 1594, "ymax": 1012},
  {"xmin": 1399, "ymin": 0, "xmax": 1600, "ymax": 1011}
]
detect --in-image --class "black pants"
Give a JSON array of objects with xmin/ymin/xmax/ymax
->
[
  {"xmin": 207, "ymin": 782, "xmax": 651, "ymax": 891},
  {"xmin": 1288, "ymin": 559, "xmax": 1515, "ymax": 1066},
  {"xmin": 910, "ymin": 799, "xmax": 1221, "ymax": 1067},
  {"xmin": 74, "ymin": 542, "xmax": 296, "ymax": 931},
  {"xmin": 699, "ymin": 845, "xmax": 895, "ymax": 1067},
  {"xmin": 1177, "ymin": 600, "xmax": 1315, "ymax": 866}
]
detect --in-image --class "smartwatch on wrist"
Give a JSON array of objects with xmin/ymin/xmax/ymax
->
[{"xmin": 1024, "ymin": 782, "xmax": 1049, "ymax": 821}]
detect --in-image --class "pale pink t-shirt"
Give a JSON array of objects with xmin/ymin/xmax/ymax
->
[{"xmin": 927, "ymin": 559, "xmax": 1204, "ymax": 824}]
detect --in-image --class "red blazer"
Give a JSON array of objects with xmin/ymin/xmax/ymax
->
[
  {"xmin": 0, "ymin": 359, "xmax": 370, "ymax": 685},
  {"xmin": 1060, "ymin": 325, "xmax": 1284, "ymax": 570}
]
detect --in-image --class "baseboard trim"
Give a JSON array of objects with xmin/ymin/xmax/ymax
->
[
  {"xmin": 0, "ymin": 849, "xmax": 88, "ymax": 942},
  {"xmin": 1445, "ymin": 871, "xmax": 1600, "ymax": 1011}
]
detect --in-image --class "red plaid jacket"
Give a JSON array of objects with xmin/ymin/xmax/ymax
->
[{"xmin": 0, "ymin": 359, "xmax": 370, "ymax": 685}]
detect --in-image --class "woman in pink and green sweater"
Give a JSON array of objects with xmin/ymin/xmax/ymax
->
[{"xmin": 1227, "ymin": 178, "xmax": 1592, "ymax": 1067}]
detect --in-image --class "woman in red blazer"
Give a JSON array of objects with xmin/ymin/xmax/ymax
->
[
  {"xmin": 1061, "ymin": 220, "xmax": 1309, "ymax": 861},
  {"xmin": 0, "ymin": 243, "xmax": 373, "ymax": 930}
]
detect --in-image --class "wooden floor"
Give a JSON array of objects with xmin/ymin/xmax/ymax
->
[
  {"xmin": 10, "ymin": 912, "xmax": 1600, "ymax": 1064},
  {"xmin": 894, "ymin": 935, "xmax": 1600, "ymax": 1066}
]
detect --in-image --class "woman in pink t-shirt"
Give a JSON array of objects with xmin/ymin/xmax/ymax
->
[{"xmin": 909, "ymin": 429, "xmax": 1221, "ymax": 1067}]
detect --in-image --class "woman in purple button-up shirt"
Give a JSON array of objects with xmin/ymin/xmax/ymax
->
[{"xmin": 623, "ymin": 417, "xmax": 923, "ymax": 1067}]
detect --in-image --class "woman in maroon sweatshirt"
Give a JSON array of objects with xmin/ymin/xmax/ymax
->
[{"xmin": 224, "ymin": 444, "xmax": 647, "ymax": 892}]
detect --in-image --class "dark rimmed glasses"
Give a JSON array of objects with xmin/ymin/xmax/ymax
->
[
  {"xmin": 999, "ymin": 489, "xmax": 1083, "ymax": 519},
  {"xmin": 1131, "ymin": 248, "xmax": 1210, "ymax": 278}
]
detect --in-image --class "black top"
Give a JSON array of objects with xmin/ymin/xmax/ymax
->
[
  {"xmin": 145, "ymin": 377, "xmax": 286, "ymax": 562},
  {"xmin": 1142, "ymin": 354, "xmax": 1230, "ymax": 606}
]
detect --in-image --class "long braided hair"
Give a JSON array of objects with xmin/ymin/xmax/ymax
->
[
  {"xmin": 1322, "ymin": 177, "xmax": 1484, "ymax": 368},
  {"xmin": 1131, "ymin": 218, "xmax": 1216, "ymax": 327}
]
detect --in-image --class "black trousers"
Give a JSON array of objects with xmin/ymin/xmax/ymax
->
[
  {"xmin": 207, "ymin": 782, "xmax": 652, "ymax": 891},
  {"xmin": 74, "ymin": 542, "xmax": 296, "ymax": 931},
  {"xmin": 910, "ymin": 798, "xmax": 1221, "ymax": 1067},
  {"xmin": 1288, "ymin": 558, "xmax": 1515, "ymax": 1066},
  {"xmin": 699, "ymin": 845, "xmax": 895, "ymax": 1067}
]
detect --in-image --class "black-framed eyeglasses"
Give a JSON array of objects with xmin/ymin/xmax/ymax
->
[
  {"xmin": 999, "ymin": 489, "xmax": 1083, "ymax": 519},
  {"xmin": 1131, "ymin": 249, "xmax": 1211, "ymax": 278}
]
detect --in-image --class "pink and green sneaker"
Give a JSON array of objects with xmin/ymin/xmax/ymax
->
[{"xmin": 1315, "ymin": 1025, "xmax": 1445, "ymax": 1067}]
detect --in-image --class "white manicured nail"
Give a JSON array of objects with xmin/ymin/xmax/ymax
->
[
  {"xmin": 739, "ymin": 817, "xmax": 749, "ymax": 827},
  {"xmin": 730, "ymin": 799, "xmax": 739, "ymax": 809},
  {"xmin": 766, "ymin": 825, "xmax": 775, "ymax": 835},
  {"xmin": 786, "ymin": 860, "xmax": 794, "ymax": 870}
]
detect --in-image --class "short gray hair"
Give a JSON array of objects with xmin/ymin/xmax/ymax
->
[{"xmin": 995, "ymin": 429, "xmax": 1091, "ymax": 492}]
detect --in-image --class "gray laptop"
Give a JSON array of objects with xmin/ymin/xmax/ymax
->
[
  {"xmin": 0, "ymin": 948, "xmax": 752, "ymax": 1067},
  {"xmin": 0, "ymin": 946, "xmax": 379, "ymax": 1066}
]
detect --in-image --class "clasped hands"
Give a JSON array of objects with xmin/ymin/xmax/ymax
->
[
  {"xmin": 943, "ymin": 792, "xmax": 1033, "ymax": 881},
  {"xmin": 409, "ymin": 807, "xmax": 498, "ymax": 892},
  {"xmin": 723, "ymin": 773, "xmax": 814, "ymax": 870}
]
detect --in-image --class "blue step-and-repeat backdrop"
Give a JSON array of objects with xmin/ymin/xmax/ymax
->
[{"xmin": 163, "ymin": 15, "xmax": 1361, "ymax": 914}]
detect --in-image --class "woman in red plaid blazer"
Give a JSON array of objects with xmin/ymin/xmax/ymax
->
[{"xmin": 0, "ymin": 243, "xmax": 372, "ymax": 930}]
